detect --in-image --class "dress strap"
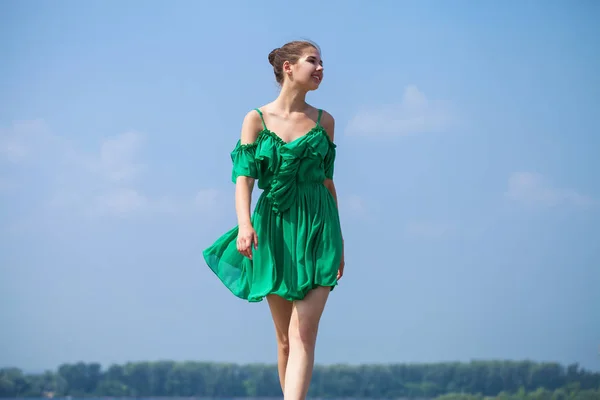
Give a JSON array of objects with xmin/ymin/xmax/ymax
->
[
  {"xmin": 254, "ymin": 108, "xmax": 267, "ymax": 130},
  {"xmin": 316, "ymin": 109, "xmax": 323, "ymax": 126}
]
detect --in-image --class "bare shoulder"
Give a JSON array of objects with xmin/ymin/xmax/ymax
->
[
  {"xmin": 240, "ymin": 109, "xmax": 265, "ymax": 144},
  {"xmin": 318, "ymin": 108, "xmax": 335, "ymax": 142}
]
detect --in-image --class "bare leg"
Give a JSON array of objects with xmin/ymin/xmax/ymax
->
[
  {"xmin": 266, "ymin": 294, "xmax": 293, "ymax": 393},
  {"xmin": 284, "ymin": 286, "xmax": 331, "ymax": 400}
]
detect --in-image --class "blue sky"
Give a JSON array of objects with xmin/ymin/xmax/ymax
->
[{"xmin": 1, "ymin": 0, "xmax": 599, "ymax": 373}]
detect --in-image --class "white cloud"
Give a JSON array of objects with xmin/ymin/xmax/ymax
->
[
  {"xmin": 92, "ymin": 188, "xmax": 149, "ymax": 215},
  {"xmin": 0, "ymin": 120, "xmax": 52, "ymax": 162},
  {"xmin": 0, "ymin": 140, "xmax": 28, "ymax": 161},
  {"xmin": 505, "ymin": 172, "xmax": 594, "ymax": 207},
  {"xmin": 345, "ymin": 85, "xmax": 455, "ymax": 137},
  {"xmin": 344, "ymin": 194, "xmax": 366, "ymax": 213},
  {"xmin": 1, "ymin": 120, "xmax": 221, "ymax": 219},
  {"xmin": 195, "ymin": 188, "xmax": 221, "ymax": 210},
  {"xmin": 96, "ymin": 131, "xmax": 145, "ymax": 182},
  {"xmin": 337, "ymin": 194, "xmax": 369, "ymax": 220}
]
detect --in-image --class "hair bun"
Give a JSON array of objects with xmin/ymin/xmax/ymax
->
[{"xmin": 268, "ymin": 48, "xmax": 280, "ymax": 66}]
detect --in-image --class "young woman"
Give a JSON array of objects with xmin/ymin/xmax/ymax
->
[{"xmin": 203, "ymin": 40, "xmax": 345, "ymax": 400}]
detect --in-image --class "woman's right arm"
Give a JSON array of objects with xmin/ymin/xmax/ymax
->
[{"xmin": 235, "ymin": 110, "xmax": 262, "ymax": 259}]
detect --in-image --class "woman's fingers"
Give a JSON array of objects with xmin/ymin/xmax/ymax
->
[{"xmin": 237, "ymin": 235, "xmax": 255, "ymax": 259}]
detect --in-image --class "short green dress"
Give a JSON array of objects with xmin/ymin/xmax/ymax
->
[{"xmin": 203, "ymin": 108, "xmax": 343, "ymax": 302}]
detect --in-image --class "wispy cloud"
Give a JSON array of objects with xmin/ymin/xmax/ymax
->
[
  {"xmin": 505, "ymin": 172, "xmax": 594, "ymax": 207},
  {"xmin": 195, "ymin": 188, "xmax": 221, "ymax": 210},
  {"xmin": 95, "ymin": 131, "xmax": 146, "ymax": 183},
  {"xmin": 0, "ymin": 120, "xmax": 53, "ymax": 163},
  {"xmin": 345, "ymin": 85, "xmax": 455, "ymax": 137},
  {"xmin": 1, "ymin": 120, "xmax": 221, "ymax": 219},
  {"xmin": 0, "ymin": 140, "xmax": 28, "ymax": 162},
  {"xmin": 339, "ymin": 194, "xmax": 369, "ymax": 219}
]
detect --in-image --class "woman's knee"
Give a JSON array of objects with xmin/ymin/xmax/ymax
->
[
  {"xmin": 289, "ymin": 320, "xmax": 318, "ymax": 348},
  {"xmin": 273, "ymin": 325, "xmax": 290, "ymax": 356},
  {"xmin": 278, "ymin": 337, "xmax": 290, "ymax": 356},
  {"xmin": 288, "ymin": 287, "xmax": 329, "ymax": 348}
]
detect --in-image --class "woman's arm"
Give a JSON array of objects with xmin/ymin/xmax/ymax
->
[
  {"xmin": 321, "ymin": 110, "xmax": 344, "ymax": 243},
  {"xmin": 321, "ymin": 110, "xmax": 339, "ymax": 205},
  {"xmin": 235, "ymin": 110, "xmax": 262, "ymax": 258},
  {"xmin": 321, "ymin": 109, "xmax": 345, "ymax": 279}
]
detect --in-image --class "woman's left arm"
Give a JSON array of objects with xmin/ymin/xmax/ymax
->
[
  {"xmin": 321, "ymin": 110, "xmax": 345, "ymax": 279},
  {"xmin": 321, "ymin": 109, "xmax": 339, "ymax": 208},
  {"xmin": 321, "ymin": 110, "xmax": 344, "ymax": 244}
]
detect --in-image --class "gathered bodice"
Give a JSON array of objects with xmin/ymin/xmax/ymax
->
[{"xmin": 230, "ymin": 111, "xmax": 336, "ymax": 214}]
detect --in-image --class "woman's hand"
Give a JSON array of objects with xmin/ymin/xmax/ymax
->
[{"xmin": 237, "ymin": 223, "xmax": 258, "ymax": 259}]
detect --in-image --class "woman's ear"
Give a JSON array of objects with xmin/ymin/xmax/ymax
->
[{"xmin": 283, "ymin": 60, "xmax": 293, "ymax": 77}]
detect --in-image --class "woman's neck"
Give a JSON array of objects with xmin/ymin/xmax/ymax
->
[{"xmin": 272, "ymin": 85, "xmax": 309, "ymax": 116}]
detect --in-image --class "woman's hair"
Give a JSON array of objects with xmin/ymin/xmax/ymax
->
[{"xmin": 268, "ymin": 40, "xmax": 320, "ymax": 85}]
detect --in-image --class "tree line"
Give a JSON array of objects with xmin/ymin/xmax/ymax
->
[{"xmin": 1, "ymin": 360, "xmax": 599, "ymax": 399}]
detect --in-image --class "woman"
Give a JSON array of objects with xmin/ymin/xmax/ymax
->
[{"xmin": 203, "ymin": 40, "xmax": 345, "ymax": 400}]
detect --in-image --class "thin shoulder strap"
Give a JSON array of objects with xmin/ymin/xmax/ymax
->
[
  {"xmin": 316, "ymin": 109, "xmax": 323, "ymax": 126},
  {"xmin": 254, "ymin": 108, "xmax": 267, "ymax": 130}
]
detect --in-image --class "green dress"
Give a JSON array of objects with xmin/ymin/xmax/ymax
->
[{"xmin": 203, "ymin": 108, "xmax": 343, "ymax": 302}]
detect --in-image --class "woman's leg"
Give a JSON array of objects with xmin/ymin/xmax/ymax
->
[
  {"xmin": 266, "ymin": 294, "xmax": 293, "ymax": 393},
  {"xmin": 284, "ymin": 286, "xmax": 331, "ymax": 400}
]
